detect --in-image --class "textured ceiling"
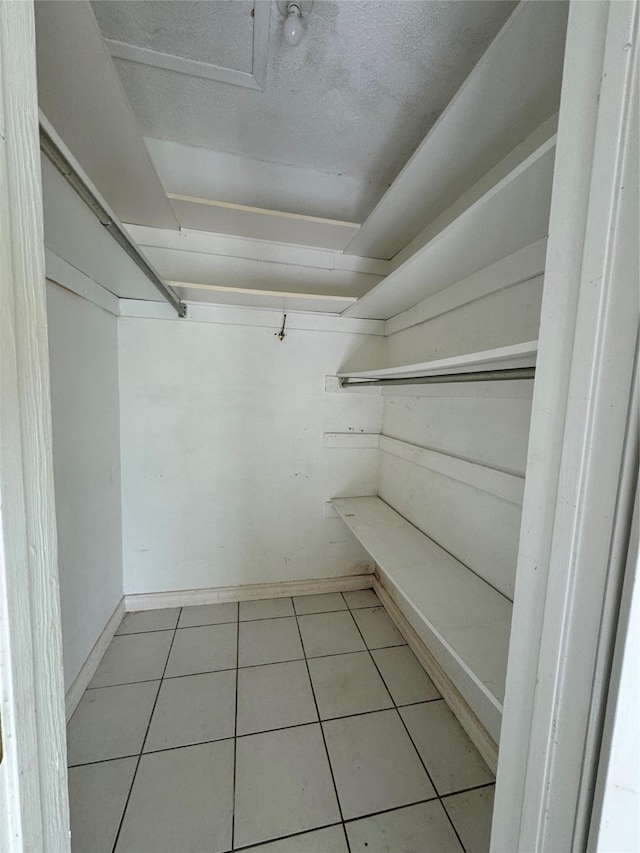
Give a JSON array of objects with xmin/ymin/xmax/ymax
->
[{"xmin": 95, "ymin": 2, "xmax": 515, "ymax": 189}]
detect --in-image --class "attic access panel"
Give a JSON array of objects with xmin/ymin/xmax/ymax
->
[{"xmin": 92, "ymin": 0, "xmax": 270, "ymax": 90}]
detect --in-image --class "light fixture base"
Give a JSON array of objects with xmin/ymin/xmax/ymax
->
[{"xmin": 276, "ymin": 0, "xmax": 313, "ymax": 19}]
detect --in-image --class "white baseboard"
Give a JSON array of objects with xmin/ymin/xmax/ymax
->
[
  {"xmin": 65, "ymin": 598, "xmax": 125, "ymax": 722},
  {"xmin": 125, "ymin": 574, "xmax": 374, "ymax": 612},
  {"xmin": 373, "ymin": 576, "xmax": 498, "ymax": 774}
]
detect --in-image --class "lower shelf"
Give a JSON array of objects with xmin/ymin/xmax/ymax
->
[{"xmin": 331, "ymin": 496, "xmax": 512, "ymax": 743}]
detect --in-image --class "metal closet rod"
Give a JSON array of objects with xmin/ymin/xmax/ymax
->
[
  {"xmin": 39, "ymin": 126, "xmax": 187, "ymax": 318},
  {"xmin": 340, "ymin": 366, "xmax": 536, "ymax": 387}
]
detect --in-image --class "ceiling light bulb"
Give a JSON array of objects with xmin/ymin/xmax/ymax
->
[{"xmin": 283, "ymin": 3, "xmax": 303, "ymax": 46}]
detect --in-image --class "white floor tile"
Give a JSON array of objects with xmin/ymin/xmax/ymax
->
[
  {"xmin": 178, "ymin": 601, "xmax": 238, "ymax": 628},
  {"xmin": 241, "ymin": 825, "xmax": 348, "ymax": 852},
  {"xmin": 308, "ymin": 651, "xmax": 393, "ymax": 719},
  {"xmin": 89, "ymin": 632, "xmax": 173, "ymax": 687},
  {"xmin": 352, "ymin": 607, "xmax": 406, "ymax": 649},
  {"xmin": 443, "ymin": 785, "xmax": 495, "ymax": 853},
  {"xmin": 237, "ymin": 660, "xmax": 317, "ymax": 735},
  {"xmin": 115, "ymin": 741, "xmax": 234, "ymax": 853},
  {"xmin": 116, "ymin": 608, "xmax": 180, "ymax": 635},
  {"xmin": 164, "ymin": 623, "xmax": 237, "ymax": 677},
  {"xmin": 293, "ymin": 592, "xmax": 348, "ymax": 614},
  {"xmin": 342, "ymin": 589, "xmax": 380, "ymax": 609},
  {"xmin": 238, "ymin": 617, "xmax": 303, "ymax": 667},
  {"xmin": 372, "ymin": 646, "xmax": 440, "ymax": 705},
  {"xmin": 239, "ymin": 597, "xmax": 295, "ymax": 621},
  {"xmin": 234, "ymin": 724, "xmax": 340, "ymax": 848},
  {"xmin": 297, "ymin": 611, "xmax": 366, "ymax": 658},
  {"xmin": 347, "ymin": 800, "xmax": 464, "ymax": 853},
  {"xmin": 400, "ymin": 701, "xmax": 494, "ymax": 795},
  {"xmin": 68, "ymin": 757, "xmax": 137, "ymax": 853},
  {"xmin": 69, "ymin": 590, "xmax": 494, "ymax": 853},
  {"xmin": 144, "ymin": 670, "xmax": 236, "ymax": 752},
  {"xmin": 67, "ymin": 681, "xmax": 159, "ymax": 766},
  {"xmin": 323, "ymin": 709, "xmax": 436, "ymax": 819}
]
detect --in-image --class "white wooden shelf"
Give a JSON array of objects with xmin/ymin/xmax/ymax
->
[
  {"xmin": 338, "ymin": 341, "xmax": 537, "ymax": 384},
  {"xmin": 332, "ymin": 496, "xmax": 512, "ymax": 742},
  {"xmin": 345, "ymin": 0, "xmax": 568, "ymax": 261},
  {"xmin": 343, "ymin": 136, "xmax": 555, "ymax": 321}
]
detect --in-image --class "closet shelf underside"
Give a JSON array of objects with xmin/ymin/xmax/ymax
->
[{"xmin": 337, "ymin": 340, "xmax": 537, "ymax": 384}]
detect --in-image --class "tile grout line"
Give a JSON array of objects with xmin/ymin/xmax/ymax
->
[
  {"xmin": 229, "ymin": 785, "xmax": 468, "ymax": 853},
  {"xmin": 440, "ymin": 780, "xmax": 496, "ymax": 799},
  {"xmin": 231, "ymin": 602, "xmax": 240, "ymax": 851},
  {"xmin": 232, "ymin": 821, "xmax": 343, "ymax": 853},
  {"xmin": 293, "ymin": 597, "xmax": 352, "ymax": 853},
  {"xmin": 116, "ymin": 626, "xmax": 179, "ymax": 636},
  {"xmin": 82, "ymin": 640, "xmax": 410, "ymax": 692},
  {"xmin": 377, "ymin": 668, "xmax": 468, "ymax": 851},
  {"xmin": 67, "ymin": 697, "xmax": 449, "ymax": 769},
  {"xmin": 115, "ymin": 602, "xmax": 384, "ymax": 635},
  {"xmin": 110, "ymin": 608, "xmax": 182, "ymax": 853},
  {"xmin": 337, "ymin": 594, "xmax": 354, "ymax": 853},
  {"xmin": 229, "ymin": 788, "xmax": 465, "ymax": 853},
  {"xmin": 340, "ymin": 822, "xmax": 350, "ymax": 851},
  {"xmin": 341, "ymin": 794, "xmax": 442, "ymax": 825},
  {"xmin": 350, "ymin": 611, "xmax": 471, "ymax": 853}
]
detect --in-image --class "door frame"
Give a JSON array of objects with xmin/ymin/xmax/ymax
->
[
  {"xmin": 588, "ymin": 478, "xmax": 639, "ymax": 851},
  {"xmin": 0, "ymin": 1, "xmax": 70, "ymax": 849},
  {"xmin": 492, "ymin": 1, "xmax": 639, "ymax": 850}
]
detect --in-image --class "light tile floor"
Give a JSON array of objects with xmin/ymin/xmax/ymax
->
[{"xmin": 67, "ymin": 591, "xmax": 495, "ymax": 853}]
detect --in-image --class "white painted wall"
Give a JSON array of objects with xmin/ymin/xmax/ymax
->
[
  {"xmin": 119, "ymin": 307, "xmax": 384, "ymax": 594},
  {"xmin": 382, "ymin": 382, "xmax": 533, "ymax": 478},
  {"xmin": 42, "ymin": 135, "xmax": 384, "ymax": 682},
  {"xmin": 46, "ymin": 283, "xmax": 123, "ymax": 693},
  {"xmin": 378, "ymin": 275, "xmax": 541, "ymax": 599},
  {"xmin": 41, "ymin": 149, "xmax": 145, "ymax": 693},
  {"xmin": 384, "ymin": 275, "xmax": 543, "ymax": 367}
]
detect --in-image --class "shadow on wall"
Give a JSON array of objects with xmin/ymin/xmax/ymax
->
[{"xmin": 336, "ymin": 334, "xmax": 389, "ymax": 375}]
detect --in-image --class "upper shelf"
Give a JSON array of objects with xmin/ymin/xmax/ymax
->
[
  {"xmin": 343, "ymin": 135, "xmax": 556, "ymax": 321},
  {"xmin": 35, "ymin": 1, "xmax": 179, "ymax": 231},
  {"xmin": 345, "ymin": 0, "xmax": 568, "ymax": 261},
  {"xmin": 338, "ymin": 341, "xmax": 537, "ymax": 384}
]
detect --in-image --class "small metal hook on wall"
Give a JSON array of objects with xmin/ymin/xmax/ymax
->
[{"xmin": 275, "ymin": 313, "xmax": 287, "ymax": 341}]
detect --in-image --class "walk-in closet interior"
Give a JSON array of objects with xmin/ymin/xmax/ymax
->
[{"xmin": 27, "ymin": 0, "xmax": 638, "ymax": 850}]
